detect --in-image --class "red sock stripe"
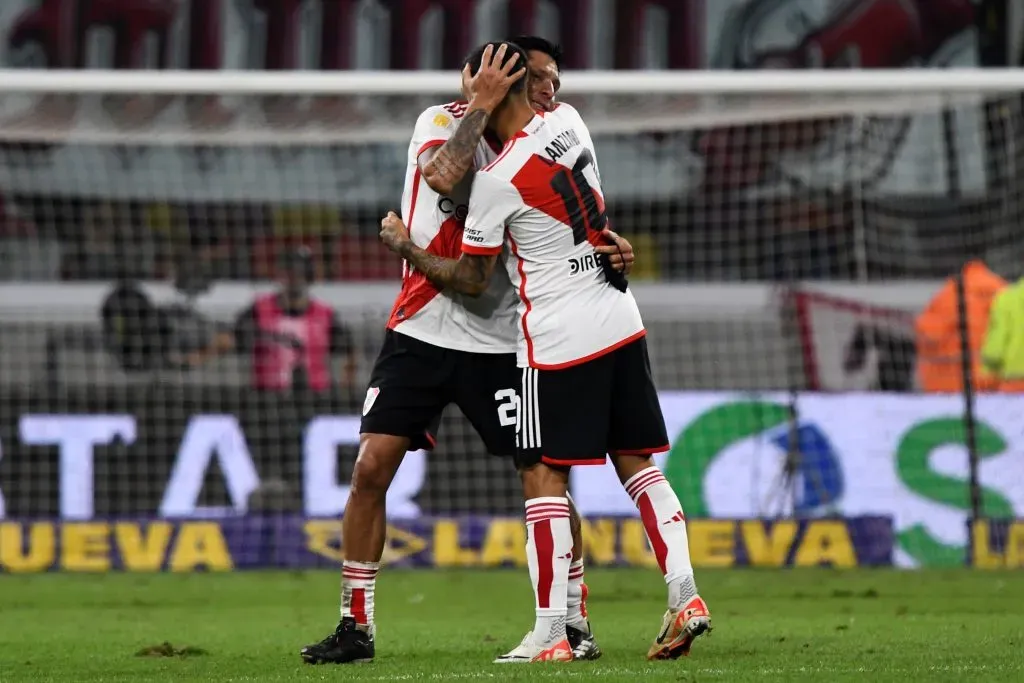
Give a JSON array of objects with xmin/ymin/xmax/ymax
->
[
  {"xmin": 568, "ymin": 568, "xmax": 585, "ymax": 581},
  {"xmin": 638, "ymin": 492, "xmax": 669, "ymax": 575},
  {"xmin": 533, "ymin": 519, "xmax": 555, "ymax": 609},
  {"xmin": 625, "ymin": 468, "xmax": 667, "ymax": 501},
  {"xmin": 342, "ymin": 565, "xmax": 379, "ymax": 575},
  {"xmin": 350, "ymin": 588, "xmax": 367, "ymax": 624},
  {"xmin": 343, "ymin": 574, "xmax": 378, "ymax": 583},
  {"xmin": 625, "ymin": 468, "xmax": 666, "ymax": 499},
  {"xmin": 526, "ymin": 513, "xmax": 570, "ymax": 525},
  {"xmin": 579, "ymin": 582, "xmax": 589, "ymax": 618},
  {"xmin": 525, "ymin": 502, "xmax": 571, "ymax": 514},
  {"xmin": 343, "ymin": 569, "xmax": 379, "ymax": 581},
  {"xmin": 525, "ymin": 503, "xmax": 570, "ymax": 525}
]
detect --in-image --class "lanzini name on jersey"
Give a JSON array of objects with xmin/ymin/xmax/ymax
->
[{"xmin": 544, "ymin": 129, "xmax": 582, "ymax": 162}]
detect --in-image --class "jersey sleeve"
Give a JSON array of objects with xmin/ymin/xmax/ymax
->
[
  {"xmin": 463, "ymin": 172, "xmax": 520, "ymax": 256},
  {"xmin": 410, "ymin": 106, "xmax": 457, "ymax": 160}
]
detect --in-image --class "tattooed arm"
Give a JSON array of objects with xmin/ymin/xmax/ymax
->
[
  {"xmin": 379, "ymin": 211, "xmax": 496, "ymax": 297},
  {"xmin": 419, "ymin": 43, "xmax": 525, "ymax": 195},
  {"xmin": 419, "ymin": 108, "xmax": 490, "ymax": 196},
  {"xmin": 398, "ymin": 242, "xmax": 497, "ymax": 297}
]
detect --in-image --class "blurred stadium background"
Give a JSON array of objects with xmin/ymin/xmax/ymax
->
[{"xmin": 0, "ymin": 0, "xmax": 1022, "ymax": 594}]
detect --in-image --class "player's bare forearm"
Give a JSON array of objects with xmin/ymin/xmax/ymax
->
[
  {"xmin": 420, "ymin": 109, "xmax": 489, "ymax": 194},
  {"xmin": 396, "ymin": 240, "xmax": 494, "ymax": 297}
]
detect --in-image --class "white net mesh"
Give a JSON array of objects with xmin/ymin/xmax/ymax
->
[{"xmin": 0, "ymin": 73, "xmax": 1020, "ymax": 569}]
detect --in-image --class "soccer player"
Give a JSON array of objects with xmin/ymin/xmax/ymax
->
[
  {"xmin": 509, "ymin": 35, "xmax": 561, "ymax": 114},
  {"xmin": 379, "ymin": 41, "xmax": 712, "ymax": 663},
  {"xmin": 300, "ymin": 41, "xmax": 631, "ymax": 665}
]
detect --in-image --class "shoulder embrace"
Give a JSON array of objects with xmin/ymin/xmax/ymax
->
[{"xmin": 418, "ymin": 100, "xmax": 468, "ymax": 125}]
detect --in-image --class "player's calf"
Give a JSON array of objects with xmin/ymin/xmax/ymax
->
[
  {"xmin": 497, "ymin": 465, "xmax": 575, "ymax": 664},
  {"xmin": 615, "ymin": 458, "xmax": 713, "ymax": 657},
  {"xmin": 301, "ymin": 434, "xmax": 406, "ymax": 665}
]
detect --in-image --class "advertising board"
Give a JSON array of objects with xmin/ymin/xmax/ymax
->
[
  {"xmin": 572, "ymin": 392, "xmax": 1024, "ymax": 568},
  {"xmin": 2, "ymin": 388, "xmax": 1015, "ymax": 568},
  {"xmin": 0, "ymin": 515, "xmax": 893, "ymax": 573}
]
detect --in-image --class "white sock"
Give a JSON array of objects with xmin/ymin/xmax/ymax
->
[
  {"xmin": 624, "ymin": 467, "xmax": 698, "ymax": 610},
  {"xmin": 340, "ymin": 560, "xmax": 379, "ymax": 630},
  {"xmin": 525, "ymin": 497, "xmax": 572, "ymax": 645},
  {"xmin": 566, "ymin": 560, "xmax": 590, "ymax": 630}
]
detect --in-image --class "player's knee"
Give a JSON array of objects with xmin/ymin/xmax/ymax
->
[
  {"xmin": 351, "ymin": 435, "xmax": 407, "ymax": 500},
  {"xmin": 519, "ymin": 463, "xmax": 570, "ymax": 499},
  {"xmin": 610, "ymin": 453, "xmax": 656, "ymax": 484}
]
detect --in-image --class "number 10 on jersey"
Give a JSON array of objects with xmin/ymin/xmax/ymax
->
[{"xmin": 549, "ymin": 149, "xmax": 607, "ymax": 245}]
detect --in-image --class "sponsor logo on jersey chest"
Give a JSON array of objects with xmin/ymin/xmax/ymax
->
[
  {"xmin": 568, "ymin": 254, "xmax": 600, "ymax": 275},
  {"xmin": 438, "ymin": 197, "xmax": 468, "ymax": 221}
]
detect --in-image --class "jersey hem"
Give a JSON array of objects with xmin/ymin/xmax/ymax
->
[
  {"xmin": 387, "ymin": 323, "xmax": 517, "ymax": 355},
  {"xmin": 541, "ymin": 455, "xmax": 608, "ymax": 467},
  {"xmin": 611, "ymin": 444, "xmax": 670, "ymax": 456},
  {"xmin": 359, "ymin": 428, "xmax": 438, "ymax": 450},
  {"xmin": 527, "ymin": 329, "xmax": 647, "ymax": 370}
]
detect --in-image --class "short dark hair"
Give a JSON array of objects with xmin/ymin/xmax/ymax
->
[
  {"xmin": 463, "ymin": 41, "xmax": 529, "ymax": 94},
  {"xmin": 507, "ymin": 35, "xmax": 562, "ymax": 70},
  {"xmin": 279, "ymin": 245, "xmax": 315, "ymax": 282}
]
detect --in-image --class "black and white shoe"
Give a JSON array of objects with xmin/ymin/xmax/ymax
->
[
  {"xmin": 567, "ymin": 622, "xmax": 602, "ymax": 661},
  {"xmin": 493, "ymin": 631, "xmax": 573, "ymax": 663},
  {"xmin": 300, "ymin": 617, "xmax": 375, "ymax": 664}
]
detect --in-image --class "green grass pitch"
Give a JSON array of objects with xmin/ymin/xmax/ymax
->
[{"xmin": 0, "ymin": 568, "xmax": 1020, "ymax": 682}]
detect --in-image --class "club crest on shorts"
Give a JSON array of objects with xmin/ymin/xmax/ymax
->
[{"xmin": 363, "ymin": 387, "xmax": 380, "ymax": 416}]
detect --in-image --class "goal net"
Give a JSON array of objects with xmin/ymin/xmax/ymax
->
[{"xmin": 0, "ymin": 69, "xmax": 1021, "ymax": 570}]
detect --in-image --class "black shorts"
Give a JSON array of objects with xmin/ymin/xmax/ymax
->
[
  {"xmin": 360, "ymin": 329, "xmax": 520, "ymax": 454},
  {"xmin": 515, "ymin": 336, "xmax": 669, "ymax": 468}
]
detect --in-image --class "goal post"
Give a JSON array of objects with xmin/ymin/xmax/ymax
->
[
  {"xmin": 2, "ymin": 67, "xmax": 1024, "ymax": 92},
  {"xmin": 0, "ymin": 68, "xmax": 1021, "ymax": 570}
]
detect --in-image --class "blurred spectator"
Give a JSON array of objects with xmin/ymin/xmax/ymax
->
[
  {"xmin": 252, "ymin": 205, "xmax": 336, "ymax": 280},
  {"xmin": 187, "ymin": 203, "xmax": 239, "ymax": 278},
  {"xmin": 0, "ymin": 195, "xmax": 60, "ymax": 280},
  {"xmin": 64, "ymin": 201, "xmax": 153, "ymax": 280},
  {"xmin": 101, "ymin": 260, "xmax": 218, "ymax": 374},
  {"xmin": 149, "ymin": 203, "xmax": 237, "ymax": 281},
  {"xmin": 914, "ymin": 260, "xmax": 1005, "ymax": 393},
  {"xmin": 100, "ymin": 275, "xmax": 169, "ymax": 373},
  {"xmin": 145, "ymin": 202, "xmax": 179, "ymax": 279},
  {"xmin": 190, "ymin": 246, "xmax": 356, "ymax": 392},
  {"xmin": 981, "ymin": 276, "xmax": 1024, "ymax": 392}
]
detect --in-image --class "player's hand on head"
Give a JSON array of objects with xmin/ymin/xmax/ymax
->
[
  {"xmin": 465, "ymin": 43, "xmax": 526, "ymax": 114},
  {"xmin": 594, "ymin": 229, "xmax": 636, "ymax": 275},
  {"xmin": 379, "ymin": 211, "xmax": 410, "ymax": 253}
]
